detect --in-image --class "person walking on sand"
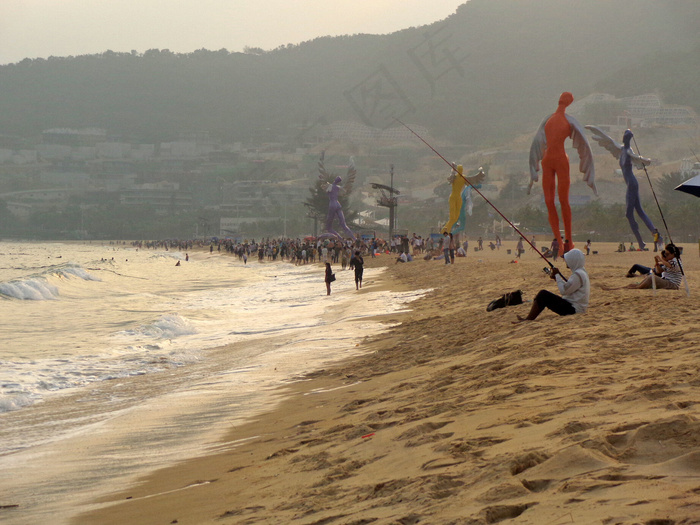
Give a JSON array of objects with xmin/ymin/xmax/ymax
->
[
  {"xmin": 514, "ymin": 248, "xmax": 589, "ymax": 322},
  {"xmin": 349, "ymin": 250, "xmax": 364, "ymax": 290},
  {"xmin": 324, "ymin": 262, "xmax": 334, "ymax": 295}
]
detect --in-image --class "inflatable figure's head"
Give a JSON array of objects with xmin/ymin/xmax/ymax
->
[
  {"xmin": 558, "ymin": 92, "xmax": 574, "ymax": 108},
  {"xmin": 623, "ymin": 129, "xmax": 633, "ymax": 147},
  {"xmin": 334, "ymin": 176, "xmax": 342, "ymax": 184}
]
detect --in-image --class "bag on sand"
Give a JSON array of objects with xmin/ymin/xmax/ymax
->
[{"xmin": 486, "ymin": 290, "xmax": 523, "ymax": 312}]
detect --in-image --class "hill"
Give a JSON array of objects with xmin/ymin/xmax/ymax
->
[{"xmin": 0, "ymin": 0, "xmax": 698, "ymax": 146}]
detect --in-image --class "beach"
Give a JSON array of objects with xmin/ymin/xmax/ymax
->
[
  {"xmin": 0, "ymin": 242, "xmax": 425, "ymax": 525},
  {"xmin": 51, "ymin": 243, "xmax": 700, "ymax": 523}
]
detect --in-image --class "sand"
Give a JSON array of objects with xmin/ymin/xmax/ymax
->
[{"xmin": 74, "ymin": 242, "xmax": 700, "ymax": 525}]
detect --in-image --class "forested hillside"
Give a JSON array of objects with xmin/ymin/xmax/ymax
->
[{"xmin": 1, "ymin": 0, "xmax": 698, "ymax": 146}]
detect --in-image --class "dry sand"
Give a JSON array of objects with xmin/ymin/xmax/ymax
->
[{"xmin": 75, "ymin": 242, "xmax": 700, "ymax": 525}]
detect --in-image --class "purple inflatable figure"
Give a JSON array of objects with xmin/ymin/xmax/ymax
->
[
  {"xmin": 586, "ymin": 126, "xmax": 655, "ymax": 249},
  {"xmin": 318, "ymin": 156, "xmax": 356, "ymax": 240}
]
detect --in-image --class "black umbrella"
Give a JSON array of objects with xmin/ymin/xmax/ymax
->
[{"xmin": 675, "ymin": 174, "xmax": 700, "ymax": 198}]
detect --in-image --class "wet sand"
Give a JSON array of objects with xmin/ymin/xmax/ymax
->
[{"xmin": 74, "ymin": 242, "xmax": 700, "ymax": 524}]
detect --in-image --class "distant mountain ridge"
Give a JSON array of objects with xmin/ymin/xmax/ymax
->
[{"xmin": 1, "ymin": 0, "xmax": 698, "ymax": 146}]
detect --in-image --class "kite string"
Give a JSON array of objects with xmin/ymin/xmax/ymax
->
[
  {"xmin": 394, "ymin": 117, "xmax": 558, "ymax": 271},
  {"xmin": 633, "ymin": 136, "xmax": 689, "ymax": 296},
  {"xmin": 632, "ymin": 136, "xmax": 674, "ymax": 246}
]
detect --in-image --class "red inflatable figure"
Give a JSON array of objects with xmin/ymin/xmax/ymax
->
[{"xmin": 529, "ymin": 92, "xmax": 596, "ymax": 252}]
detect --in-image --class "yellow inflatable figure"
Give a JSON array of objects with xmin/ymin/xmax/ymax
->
[{"xmin": 442, "ymin": 165, "xmax": 484, "ymax": 234}]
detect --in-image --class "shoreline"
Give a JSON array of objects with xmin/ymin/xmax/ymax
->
[
  {"xmin": 75, "ymin": 244, "xmax": 700, "ymax": 524},
  {"xmin": 0, "ymin": 253, "xmax": 421, "ymax": 525}
]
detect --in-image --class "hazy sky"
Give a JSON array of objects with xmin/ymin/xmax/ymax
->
[{"xmin": 0, "ymin": 1, "xmax": 465, "ymax": 65}]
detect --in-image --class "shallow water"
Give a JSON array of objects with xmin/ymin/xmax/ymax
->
[{"xmin": 0, "ymin": 242, "xmax": 427, "ymax": 524}]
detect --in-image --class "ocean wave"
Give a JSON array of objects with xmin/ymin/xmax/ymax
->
[
  {"xmin": 0, "ymin": 278, "xmax": 60, "ymax": 300},
  {"xmin": 0, "ymin": 393, "xmax": 35, "ymax": 413},
  {"xmin": 0, "ymin": 263, "xmax": 100, "ymax": 300},
  {"xmin": 120, "ymin": 314, "xmax": 198, "ymax": 339},
  {"xmin": 52, "ymin": 265, "xmax": 102, "ymax": 282},
  {"xmin": 0, "ymin": 346, "xmax": 203, "ymax": 414}
]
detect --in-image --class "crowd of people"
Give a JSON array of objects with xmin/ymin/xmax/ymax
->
[{"xmin": 138, "ymin": 231, "xmax": 685, "ymax": 318}]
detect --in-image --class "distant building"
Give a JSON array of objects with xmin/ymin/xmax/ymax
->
[
  {"xmin": 119, "ymin": 181, "xmax": 192, "ymax": 211},
  {"xmin": 680, "ymin": 159, "xmax": 700, "ymax": 177},
  {"xmin": 571, "ymin": 92, "xmax": 697, "ymax": 128},
  {"xmin": 42, "ymin": 128, "xmax": 107, "ymax": 147}
]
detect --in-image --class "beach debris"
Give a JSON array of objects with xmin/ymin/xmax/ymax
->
[{"xmin": 266, "ymin": 448, "xmax": 299, "ymax": 460}]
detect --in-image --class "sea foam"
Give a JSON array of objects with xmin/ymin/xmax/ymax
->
[{"xmin": 0, "ymin": 264, "xmax": 99, "ymax": 300}]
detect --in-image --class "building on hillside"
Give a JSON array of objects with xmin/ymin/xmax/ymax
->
[
  {"xmin": 680, "ymin": 159, "xmax": 700, "ymax": 178},
  {"xmin": 42, "ymin": 128, "xmax": 107, "ymax": 147},
  {"xmin": 571, "ymin": 93, "xmax": 697, "ymax": 128},
  {"xmin": 119, "ymin": 181, "xmax": 192, "ymax": 211},
  {"xmin": 0, "ymin": 149, "xmax": 38, "ymax": 165},
  {"xmin": 161, "ymin": 132, "xmax": 216, "ymax": 158}
]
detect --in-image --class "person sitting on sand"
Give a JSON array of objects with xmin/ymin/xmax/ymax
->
[
  {"xmin": 611, "ymin": 244, "xmax": 682, "ymax": 290},
  {"xmin": 514, "ymin": 248, "xmax": 589, "ymax": 322}
]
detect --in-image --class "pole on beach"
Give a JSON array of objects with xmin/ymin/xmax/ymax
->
[
  {"xmin": 632, "ymin": 136, "xmax": 690, "ymax": 296},
  {"xmin": 394, "ymin": 117, "xmax": 565, "ymax": 278}
]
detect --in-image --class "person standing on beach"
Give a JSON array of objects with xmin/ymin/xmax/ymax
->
[
  {"xmin": 441, "ymin": 232, "xmax": 450, "ymax": 264},
  {"xmin": 349, "ymin": 250, "xmax": 364, "ymax": 290},
  {"xmin": 514, "ymin": 248, "xmax": 589, "ymax": 322},
  {"xmin": 550, "ymin": 238, "xmax": 559, "ymax": 262},
  {"xmin": 653, "ymin": 229, "xmax": 662, "ymax": 252},
  {"xmin": 324, "ymin": 262, "xmax": 334, "ymax": 295}
]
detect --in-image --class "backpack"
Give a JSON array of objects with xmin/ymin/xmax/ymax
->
[{"xmin": 486, "ymin": 290, "xmax": 523, "ymax": 312}]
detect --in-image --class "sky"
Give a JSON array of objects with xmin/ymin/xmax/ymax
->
[{"xmin": 0, "ymin": 0, "xmax": 465, "ymax": 65}]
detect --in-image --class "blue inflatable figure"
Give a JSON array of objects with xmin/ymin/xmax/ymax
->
[{"xmin": 586, "ymin": 126, "xmax": 655, "ymax": 250}]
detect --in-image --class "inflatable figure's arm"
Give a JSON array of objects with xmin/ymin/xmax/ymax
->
[
  {"xmin": 528, "ymin": 116, "xmax": 549, "ymax": 194},
  {"xmin": 585, "ymin": 125, "xmax": 622, "ymax": 160},
  {"xmin": 628, "ymin": 151, "xmax": 652, "ymax": 170},
  {"xmin": 569, "ymin": 116, "xmax": 597, "ymax": 195},
  {"xmin": 469, "ymin": 169, "xmax": 486, "ymax": 186},
  {"xmin": 449, "ymin": 162, "xmax": 460, "ymax": 184}
]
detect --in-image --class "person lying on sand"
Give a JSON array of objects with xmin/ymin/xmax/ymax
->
[{"xmin": 514, "ymin": 248, "xmax": 589, "ymax": 323}]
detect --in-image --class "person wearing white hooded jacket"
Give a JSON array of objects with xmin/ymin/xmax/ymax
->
[{"xmin": 515, "ymin": 248, "xmax": 589, "ymax": 322}]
